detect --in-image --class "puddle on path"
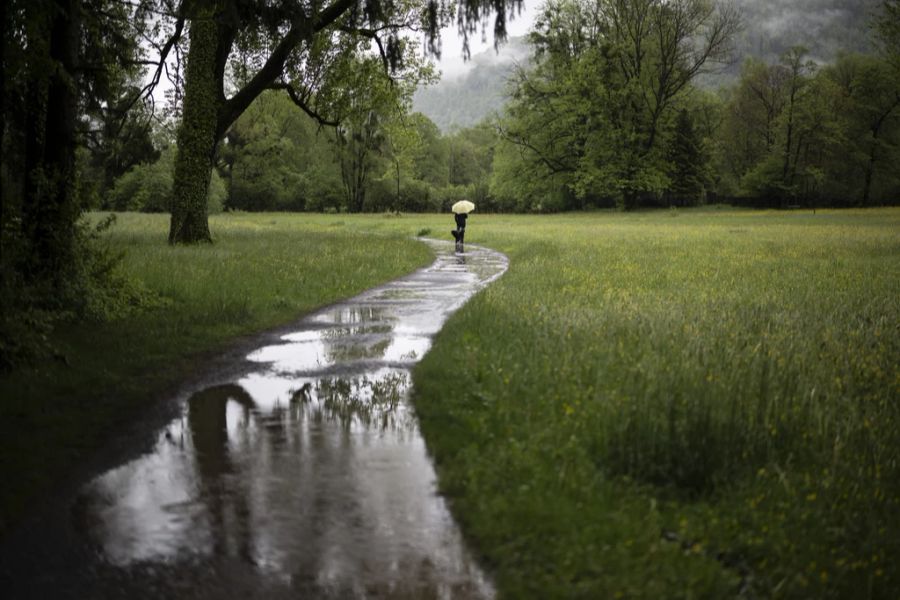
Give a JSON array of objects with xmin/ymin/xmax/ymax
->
[{"xmin": 69, "ymin": 240, "xmax": 507, "ymax": 599}]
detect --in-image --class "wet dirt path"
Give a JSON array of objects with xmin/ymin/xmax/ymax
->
[{"xmin": 0, "ymin": 240, "xmax": 507, "ymax": 599}]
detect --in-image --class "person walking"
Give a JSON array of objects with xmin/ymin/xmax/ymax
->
[
  {"xmin": 450, "ymin": 200, "xmax": 474, "ymax": 252},
  {"xmin": 452, "ymin": 212, "xmax": 467, "ymax": 251}
]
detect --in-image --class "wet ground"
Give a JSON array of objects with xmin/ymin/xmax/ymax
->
[{"xmin": 0, "ymin": 240, "xmax": 507, "ymax": 599}]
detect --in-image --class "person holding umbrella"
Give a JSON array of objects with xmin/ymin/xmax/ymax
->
[{"xmin": 451, "ymin": 200, "xmax": 474, "ymax": 252}]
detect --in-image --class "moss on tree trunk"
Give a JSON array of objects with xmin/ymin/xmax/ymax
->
[
  {"xmin": 21, "ymin": 0, "xmax": 81, "ymax": 282},
  {"xmin": 169, "ymin": 12, "xmax": 218, "ymax": 245}
]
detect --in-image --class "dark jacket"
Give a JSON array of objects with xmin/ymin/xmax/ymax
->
[{"xmin": 454, "ymin": 213, "xmax": 468, "ymax": 230}]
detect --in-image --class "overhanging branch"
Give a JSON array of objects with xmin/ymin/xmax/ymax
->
[{"xmin": 270, "ymin": 82, "xmax": 340, "ymax": 127}]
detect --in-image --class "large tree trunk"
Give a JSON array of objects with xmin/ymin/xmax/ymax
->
[
  {"xmin": 21, "ymin": 0, "xmax": 81, "ymax": 284},
  {"xmin": 169, "ymin": 12, "xmax": 220, "ymax": 244}
]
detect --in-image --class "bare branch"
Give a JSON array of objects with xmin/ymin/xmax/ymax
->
[{"xmin": 132, "ymin": 13, "xmax": 186, "ymax": 109}]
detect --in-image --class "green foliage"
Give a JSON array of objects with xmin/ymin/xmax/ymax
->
[
  {"xmin": 411, "ymin": 209, "xmax": 900, "ymax": 598},
  {"xmin": 0, "ymin": 0, "xmax": 162, "ymax": 371},
  {"xmin": 0, "ymin": 289, "xmax": 59, "ymax": 372},
  {"xmin": 210, "ymin": 93, "xmax": 498, "ymax": 216},
  {"xmin": 490, "ymin": 138, "xmax": 575, "ymax": 211},
  {"xmin": 667, "ymin": 110, "xmax": 708, "ymax": 206},
  {"xmin": 822, "ymin": 52, "xmax": 900, "ymax": 204},
  {"xmin": 447, "ymin": 123, "xmax": 495, "ymax": 186},
  {"xmin": 223, "ymin": 92, "xmax": 342, "ymax": 211},
  {"xmin": 408, "ymin": 113, "xmax": 449, "ymax": 187},
  {"xmin": 329, "ymin": 47, "xmax": 434, "ymax": 213},
  {"xmin": 107, "ymin": 147, "xmax": 225, "ymax": 214},
  {"xmin": 720, "ymin": 48, "xmax": 900, "ymax": 206},
  {"xmin": 876, "ymin": 0, "xmax": 900, "ymax": 62},
  {"xmin": 497, "ymin": 0, "xmax": 738, "ymax": 209}
]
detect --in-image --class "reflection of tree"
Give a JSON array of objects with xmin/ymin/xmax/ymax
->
[
  {"xmin": 328, "ymin": 306, "xmax": 388, "ymax": 325},
  {"xmin": 325, "ymin": 337, "xmax": 391, "ymax": 363},
  {"xmin": 310, "ymin": 306, "xmax": 398, "ymax": 365},
  {"xmin": 187, "ymin": 384, "xmax": 254, "ymax": 560},
  {"xmin": 319, "ymin": 324, "xmax": 392, "ymax": 339},
  {"xmin": 291, "ymin": 372, "xmax": 413, "ymax": 432}
]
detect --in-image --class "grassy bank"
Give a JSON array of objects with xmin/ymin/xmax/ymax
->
[
  {"xmin": 0, "ymin": 212, "xmax": 431, "ymax": 534},
  {"xmin": 405, "ymin": 208, "xmax": 899, "ymax": 598}
]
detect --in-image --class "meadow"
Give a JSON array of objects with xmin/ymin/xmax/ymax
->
[
  {"xmin": 1, "ymin": 208, "xmax": 897, "ymax": 599},
  {"xmin": 409, "ymin": 208, "xmax": 900, "ymax": 598}
]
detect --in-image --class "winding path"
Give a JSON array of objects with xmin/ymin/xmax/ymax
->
[{"xmin": 1, "ymin": 239, "xmax": 507, "ymax": 599}]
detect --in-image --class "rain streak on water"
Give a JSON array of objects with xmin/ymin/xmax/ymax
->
[{"xmin": 68, "ymin": 240, "xmax": 507, "ymax": 599}]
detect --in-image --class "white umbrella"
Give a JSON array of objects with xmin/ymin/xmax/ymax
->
[{"xmin": 451, "ymin": 200, "xmax": 475, "ymax": 214}]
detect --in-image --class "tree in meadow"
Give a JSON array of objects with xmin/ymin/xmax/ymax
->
[
  {"xmin": 717, "ymin": 58, "xmax": 789, "ymax": 190},
  {"xmin": 161, "ymin": 0, "xmax": 523, "ymax": 242},
  {"xmin": 667, "ymin": 109, "xmax": 707, "ymax": 206},
  {"xmin": 221, "ymin": 91, "xmax": 341, "ymax": 211},
  {"xmin": 498, "ymin": 0, "xmax": 739, "ymax": 209},
  {"xmin": 824, "ymin": 53, "xmax": 900, "ymax": 205}
]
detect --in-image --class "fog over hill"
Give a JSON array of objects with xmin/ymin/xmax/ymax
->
[
  {"xmin": 413, "ymin": 0, "xmax": 881, "ymax": 132},
  {"xmin": 412, "ymin": 37, "xmax": 529, "ymax": 132},
  {"xmin": 726, "ymin": 0, "xmax": 880, "ymax": 68}
]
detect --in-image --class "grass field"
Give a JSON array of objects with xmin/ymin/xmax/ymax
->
[
  {"xmin": 407, "ymin": 208, "xmax": 900, "ymax": 599},
  {"xmin": 0, "ymin": 212, "xmax": 431, "ymax": 533},
  {"xmin": 1, "ymin": 208, "xmax": 897, "ymax": 598}
]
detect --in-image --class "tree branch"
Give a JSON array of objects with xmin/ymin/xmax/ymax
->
[
  {"xmin": 219, "ymin": 0, "xmax": 359, "ymax": 137},
  {"xmin": 497, "ymin": 122, "xmax": 576, "ymax": 174},
  {"xmin": 270, "ymin": 82, "xmax": 340, "ymax": 127}
]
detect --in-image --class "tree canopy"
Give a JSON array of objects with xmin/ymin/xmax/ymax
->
[{"xmin": 493, "ymin": 0, "xmax": 739, "ymax": 209}]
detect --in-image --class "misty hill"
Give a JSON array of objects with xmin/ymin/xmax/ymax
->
[
  {"xmin": 413, "ymin": 37, "xmax": 530, "ymax": 133},
  {"xmin": 716, "ymin": 0, "xmax": 880, "ymax": 82},
  {"xmin": 734, "ymin": 0, "xmax": 879, "ymax": 63},
  {"xmin": 414, "ymin": 0, "xmax": 882, "ymax": 132}
]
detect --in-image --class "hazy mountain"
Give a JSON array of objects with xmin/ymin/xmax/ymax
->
[
  {"xmin": 414, "ymin": 1, "xmax": 882, "ymax": 131},
  {"xmin": 413, "ymin": 37, "xmax": 530, "ymax": 132},
  {"xmin": 735, "ymin": 0, "xmax": 879, "ymax": 61}
]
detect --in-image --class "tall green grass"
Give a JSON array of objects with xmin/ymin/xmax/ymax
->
[
  {"xmin": 410, "ymin": 209, "xmax": 900, "ymax": 598},
  {"xmin": 0, "ymin": 212, "xmax": 431, "ymax": 533}
]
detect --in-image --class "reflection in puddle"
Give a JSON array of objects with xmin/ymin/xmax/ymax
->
[{"xmin": 74, "ymin": 242, "xmax": 507, "ymax": 598}]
